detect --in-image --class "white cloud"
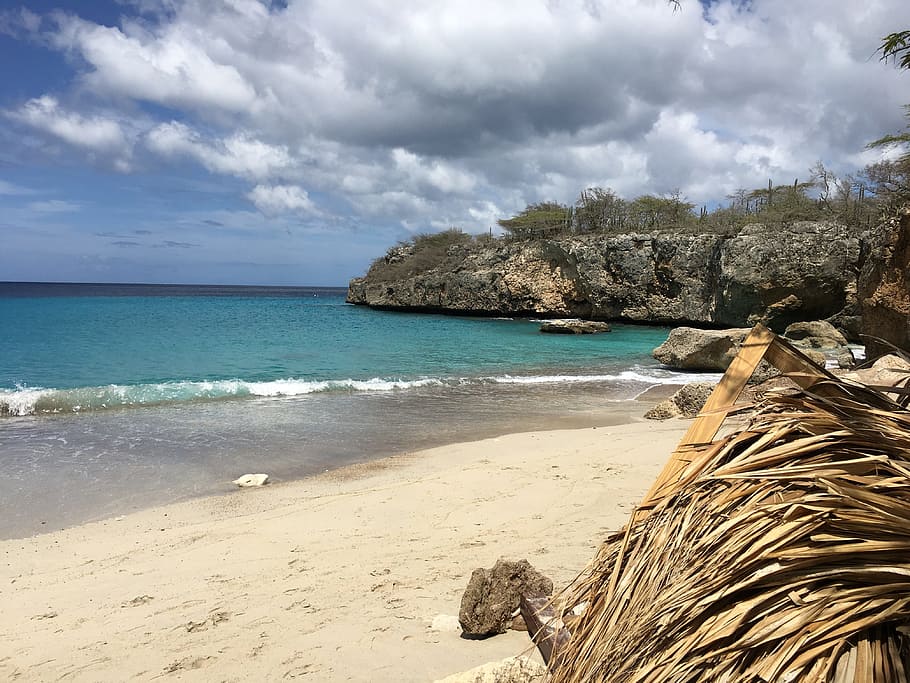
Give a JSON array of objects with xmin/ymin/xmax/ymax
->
[
  {"xmin": 391, "ymin": 149, "xmax": 477, "ymax": 195},
  {"xmin": 0, "ymin": 7, "xmax": 41, "ymax": 37},
  {"xmin": 53, "ymin": 16, "xmax": 260, "ymax": 113},
  {"xmin": 27, "ymin": 199, "xmax": 82, "ymax": 213},
  {"xmin": 6, "ymin": 0, "xmax": 910, "ymax": 237},
  {"xmin": 146, "ymin": 122, "xmax": 292, "ymax": 181},
  {"xmin": 247, "ymin": 184, "xmax": 316, "ymax": 215},
  {"xmin": 9, "ymin": 96, "xmax": 130, "ymax": 157}
]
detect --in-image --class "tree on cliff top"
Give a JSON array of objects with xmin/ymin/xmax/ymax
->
[{"xmin": 498, "ymin": 202, "xmax": 572, "ymax": 239}]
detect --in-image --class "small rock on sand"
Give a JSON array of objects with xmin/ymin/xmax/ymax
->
[
  {"xmin": 233, "ymin": 473, "xmax": 269, "ymax": 487},
  {"xmin": 459, "ymin": 558, "xmax": 553, "ymax": 637}
]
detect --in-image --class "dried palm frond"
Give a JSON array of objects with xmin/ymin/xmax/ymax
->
[{"xmin": 548, "ymin": 343, "xmax": 910, "ymax": 682}]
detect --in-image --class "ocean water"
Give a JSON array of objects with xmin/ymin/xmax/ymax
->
[{"xmin": 0, "ymin": 282, "xmax": 712, "ymax": 538}]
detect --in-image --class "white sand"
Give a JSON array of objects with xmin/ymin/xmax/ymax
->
[{"xmin": 0, "ymin": 419, "xmax": 688, "ymax": 682}]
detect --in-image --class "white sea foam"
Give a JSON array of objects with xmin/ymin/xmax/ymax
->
[
  {"xmin": 0, "ymin": 376, "xmax": 448, "ymax": 416},
  {"xmin": 0, "ymin": 366, "xmax": 721, "ymax": 417},
  {"xmin": 0, "ymin": 386, "xmax": 55, "ymax": 417},
  {"xmin": 244, "ymin": 377, "xmax": 442, "ymax": 396},
  {"xmin": 487, "ymin": 368, "xmax": 724, "ymax": 387}
]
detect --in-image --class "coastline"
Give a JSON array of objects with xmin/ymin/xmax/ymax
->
[
  {"xmin": 0, "ymin": 417, "xmax": 689, "ymax": 682},
  {"xmin": 0, "ymin": 389, "xmax": 680, "ymax": 540}
]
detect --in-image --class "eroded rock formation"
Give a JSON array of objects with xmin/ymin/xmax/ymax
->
[
  {"xmin": 348, "ymin": 222, "xmax": 861, "ymax": 330},
  {"xmin": 860, "ymin": 208, "xmax": 910, "ymax": 359}
]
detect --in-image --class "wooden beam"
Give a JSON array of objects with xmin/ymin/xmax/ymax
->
[{"xmin": 637, "ymin": 324, "xmax": 836, "ymax": 516}]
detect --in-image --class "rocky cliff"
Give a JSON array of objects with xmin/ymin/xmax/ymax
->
[
  {"xmin": 347, "ymin": 222, "xmax": 861, "ymax": 331},
  {"xmin": 860, "ymin": 207, "xmax": 910, "ymax": 359}
]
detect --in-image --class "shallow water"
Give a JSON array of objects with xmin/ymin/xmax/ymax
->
[{"xmin": 0, "ymin": 283, "xmax": 718, "ymax": 538}]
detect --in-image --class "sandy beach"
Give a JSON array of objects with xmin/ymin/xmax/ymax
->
[{"xmin": 1, "ymin": 418, "xmax": 688, "ymax": 682}]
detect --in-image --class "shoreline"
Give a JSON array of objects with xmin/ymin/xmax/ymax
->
[
  {"xmin": 0, "ymin": 417, "xmax": 689, "ymax": 682},
  {"xmin": 0, "ymin": 389, "xmax": 681, "ymax": 540}
]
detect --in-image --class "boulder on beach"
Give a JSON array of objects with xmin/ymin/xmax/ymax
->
[
  {"xmin": 801, "ymin": 348, "xmax": 829, "ymax": 369},
  {"xmin": 837, "ymin": 347, "xmax": 857, "ymax": 369},
  {"xmin": 843, "ymin": 354, "xmax": 910, "ymax": 388},
  {"xmin": 652, "ymin": 327, "xmax": 751, "ymax": 371},
  {"xmin": 644, "ymin": 382, "xmax": 716, "ymax": 421},
  {"xmin": 539, "ymin": 320, "xmax": 611, "ymax": 334},
  {"xmin": 459, "ymin": 559, "xmax": 553, "ymax": 637},
  {"xmin": 783, "ymin": 320, "xmax": 849, "ymax": 349}
]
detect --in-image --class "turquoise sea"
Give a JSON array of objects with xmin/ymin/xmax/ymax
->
[{"xmin": 0, "ymin": 282, "xmax": 714, "ymax": 538}]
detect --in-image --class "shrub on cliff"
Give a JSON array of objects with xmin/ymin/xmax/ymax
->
[
  {"xmin": 498, "ymin": 202, "xmax": 572, "ymax": 239},
  {"xmin": 365, "ymin": 228, "xmax": 476, "ymax": 282}
]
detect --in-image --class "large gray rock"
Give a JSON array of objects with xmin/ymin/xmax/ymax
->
[
  {"xmin": 652, "ymin": 327, "xmax": 751, "ymax": 371},
  {"xmin": 784, "ymin": 320, "xmax": 849, "ymax": 349},
  {"xmin": 459, "ymin": 559, "xmax": 553, "ymax": 637},
  {"xmin": 347, "ymin": 223, "xmax": 860, "ymax": 329},
  {"xmin": 713, "ymin": 222, "xmax": 859, "ymax": 329},
  {"xmin": 837, "ymin": 347, "xmax": 856, "ymax": 369},
  {"xmin": 790, "ymin": 347, "xmax": 828, "ymax": 369}
]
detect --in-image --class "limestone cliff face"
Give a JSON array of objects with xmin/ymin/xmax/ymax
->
[
  {"xmin": 860, "ymin": 208, "xmax": 910, "ymax": 359},
  {"xmin": 347, "ymin": 222, "xmax": 861, "ymax": 330}
]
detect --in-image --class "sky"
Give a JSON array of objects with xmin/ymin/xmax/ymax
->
[{"xmin": 1, "ymin": 0, "xmax": 909, "ymax": 286}]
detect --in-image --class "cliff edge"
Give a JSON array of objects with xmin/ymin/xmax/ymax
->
[{"xmin": 347, "ymin": 222, "xmax": 861, "ymax": 331}]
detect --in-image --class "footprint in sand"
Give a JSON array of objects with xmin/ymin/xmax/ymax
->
[
  {"xmin": 122, "ymin": 595, "xmax": 154, "ymax": 607},
  {"xmin": 163, "ymin": 655, "xmax": 213, "ymax": 673},
  {"xmin": 184, "ymin": 610, "xmax": 231, "ymax": 632}
]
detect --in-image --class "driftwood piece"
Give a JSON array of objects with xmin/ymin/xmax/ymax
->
[{"xmin": 519, "ymin": 596, "xmax": 571, "ymax": 666}]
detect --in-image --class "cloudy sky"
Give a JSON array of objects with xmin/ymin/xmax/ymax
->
[{"xmin": 1, "ymin": 0, "xmax": 909, "ymax": 286}]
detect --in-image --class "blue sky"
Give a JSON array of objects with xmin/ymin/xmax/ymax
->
[{"xmin": 1, "ymin": 0, "xmax": 909, "ymax": 286}]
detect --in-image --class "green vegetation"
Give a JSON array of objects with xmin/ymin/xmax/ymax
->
[
  {"xmin": 360, "ymin": 17, "xmax": 910, "ymax": 275},
  {"xmin": 364, "ymin": 228, "xmax": 482, "ymax": 282},
  {"xmin": 881, "ymin": 30, "xmax": 910, "ymax": 70},
  {"xmin": 496, "ymin": 202, "xmax": 572, "ymax": 239},
  {"xmin": 364, "ymin": 153, "xmax": 910, "ymax": 279},
  {"xmin": 495, "ymin": 156, "xmax": 903, "ymax": 241},
  {"xmin": 871, "ymin": 29, "xmax": 910, "ymax": 209}
]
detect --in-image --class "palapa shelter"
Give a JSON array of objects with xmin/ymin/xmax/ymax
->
[{"xmin": 527, "ymin": 324, "xmax": 910, "ymax": 682}]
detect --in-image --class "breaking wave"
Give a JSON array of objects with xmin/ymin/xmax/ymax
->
[
  {"xmin": 1, "ymin": 366, "xmax": 721, "ymax": 417},
  {"xmin": 0, "ymin": 377, "xmax": 442, "ymax": 416}
]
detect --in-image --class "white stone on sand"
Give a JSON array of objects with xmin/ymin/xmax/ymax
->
[{"xmin": 232, "ymin": 473, "xmax": 269, "ymax": 487}]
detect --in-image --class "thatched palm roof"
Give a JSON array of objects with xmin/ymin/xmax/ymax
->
[{"xmin": 546, "ymin": 326, "xmax": 910, "ymax": 682}]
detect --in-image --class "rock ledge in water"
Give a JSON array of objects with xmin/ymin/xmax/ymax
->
[{"xmin": 539, "ymin": 320, "xmax": 611, "ymax": 334}]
